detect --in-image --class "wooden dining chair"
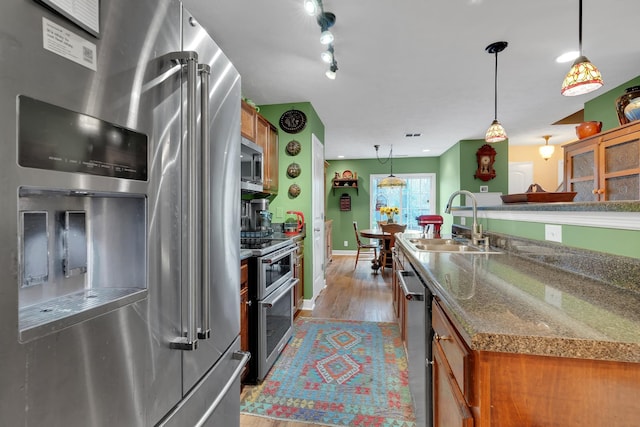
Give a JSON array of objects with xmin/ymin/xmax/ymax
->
[
  {"xmin": 353, "ymin": 221, "xmax": 378, "ymax": 269},
  {"xmin": 380, "ymin": 223, "xmax": 407, "ymax": 273}
]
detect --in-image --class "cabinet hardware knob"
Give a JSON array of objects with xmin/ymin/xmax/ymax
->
[
  {"xmin": 597, "ymin": 189, "xmax": 605, "ymax": 194},
  {"xmin": 246, "ymin": 300, "xmax": 252, "ymax": 306},
  {"xmin": 434, "ymin": 333, "xmax": 451, "ymax": 341}
]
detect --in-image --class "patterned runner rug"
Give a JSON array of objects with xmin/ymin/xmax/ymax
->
[{"xmin": 241, "ymin": 317, "xmax": 416, "ymax": 426}]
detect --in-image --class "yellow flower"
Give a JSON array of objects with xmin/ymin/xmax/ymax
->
[{"xmin": 380, "ymin": 206, "xmax": 399, "ymax": 215}]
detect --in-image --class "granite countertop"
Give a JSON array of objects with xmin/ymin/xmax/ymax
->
[{"xmin": 396, "ymin": 233, "xmax": 640, "ymax": 363}]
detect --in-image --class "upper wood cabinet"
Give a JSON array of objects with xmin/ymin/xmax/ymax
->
[
  {"xmin": 256, "ymin": 114, "xmax": 279, "ymax": 194},
  {"xmin": 564, "ymin": 121, "xmax": 640, "ymax": 201},
  {"xmin": 241, "ymin": 100, "xmax": 257, "ymax": 141},
  {"xmin": 241, "ymin": 100, "xmax": 279, "ymax": 195}
]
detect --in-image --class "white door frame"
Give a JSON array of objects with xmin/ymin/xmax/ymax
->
[{"xmin": 308, "ymin": 133, "xmax": 325, "ymax": 309}]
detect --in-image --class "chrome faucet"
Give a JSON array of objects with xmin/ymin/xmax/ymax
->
[{"xmin": 444, "ymin": 190, "xmax": 486, "ymax": 246}]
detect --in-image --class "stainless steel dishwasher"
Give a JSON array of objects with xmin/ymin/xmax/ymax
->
[{"xmin": 397, "ymin": 265, "xmax": 433, "ymax": 427}]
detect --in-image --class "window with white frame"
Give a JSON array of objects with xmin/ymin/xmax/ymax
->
[{"xmin": 369, "ymin": 173, "xmax": 436, "ymax": 230}]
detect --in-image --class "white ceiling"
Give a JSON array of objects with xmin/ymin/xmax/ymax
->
[{"xmin": 183, "ymin": 0, "xmax": 640, "ymax": 160}]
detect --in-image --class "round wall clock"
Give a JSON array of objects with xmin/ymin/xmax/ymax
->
[{"xmin": 279, "ymin": 109, "xmax": 307, "ymax": 134}]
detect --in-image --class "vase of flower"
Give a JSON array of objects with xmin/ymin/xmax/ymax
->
[{"xmin": 380, "ymin": 206, "xmax": 399, "ymax": 224}]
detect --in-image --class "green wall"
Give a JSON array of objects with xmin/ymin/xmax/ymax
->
[
  {"xmin": 326, "ymin": 157, "xmax": 439, "ymax": 251},
  {"xmin": 258, "ymin": 102, "xmax": 325, "ymax": 300}
]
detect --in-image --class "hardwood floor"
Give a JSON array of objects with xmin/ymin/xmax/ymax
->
[{"xmin": 239, "ymin": 254, "xmax": 394, "ymax": 427}]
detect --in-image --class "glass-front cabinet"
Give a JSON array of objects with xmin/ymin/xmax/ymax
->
[{"xmin": 564, "ymin": 121, "xmax": 640, "ymax": 201}]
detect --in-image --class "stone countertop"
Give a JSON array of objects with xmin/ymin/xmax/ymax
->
[{"xmin": 396, "ymin": 233, "xmax": 640, "ymax": 363}]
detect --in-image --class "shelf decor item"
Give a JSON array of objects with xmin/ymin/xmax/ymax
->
[
  {"xmin": 575, "ymin": 121, "xmax": 602, "ymax": 139},
  {"xmin": 285, "ymin": 140, "xmax": 301, "ymax": 156},
  {"xmin": 279, "ymin": 109, "xmax": 307, "ymax": 134},
  {"xmin": 615, "ymin": 86, "xmax": 640, "ymax": 125},
  {"xmin": 288, "ymin": 183, "xmax": 301, "ymax": 198},
  {"xmin": 286, "ymin": 162, "xmax": 301, "ymax": 178}
]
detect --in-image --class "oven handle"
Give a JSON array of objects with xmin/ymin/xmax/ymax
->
[
  {"xmin": 261, "ymin": 245, "xmax": 296, "ymax": 265},
  {"xmin": 397, "ymin": 270, "xmax": 425, "ymax": 301},
  {"xmin": 198, "ymin": 63, "xmax": 211, "ymax": 340},
  {"xmin": 259, "ymin": 278, "xmax": 298, "ymax": 308},
  {"xmin": 167, "ymin": 51, "xmax": 200, "ymax": 351}
]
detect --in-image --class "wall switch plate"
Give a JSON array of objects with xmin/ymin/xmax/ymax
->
[
  {"xmin": 276, "ymin": 207, "xmax": 284, "ymax": 218},
  {"xmin": 343, "ymin": 240, "xmax": 348, "ymax": 247},
  {"xmin": 544, "ymin": 224, "xmax": 562, "ymax": 242},
  {"xmin": 479, "ymin": 185, "xmax": 489, "ymax": 193}
]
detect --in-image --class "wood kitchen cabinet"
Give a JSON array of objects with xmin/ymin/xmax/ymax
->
[
  {"xmin": 240, "ymin": 259, "xmax": 250, "ymax": 383},
  {"xmin": 431, "ymin": 297, "xmax": 640, "ymax": 427},
  {"xmin": 564, "ymin": 121, "xmax": 640, "ymax": 201},
  {"xmin": 392, "ymin": 247, "xmax": 406, "ymax": 338},
  {"xmin": 256, "ymin": 114, "xmax": 279, "ymax": 194},
  {"xmin": 241, "ymin": 100, "xmax": 257, "ymax": 141},
  {"xmin": 293, "ymin": 239, "xmax": 304, "ymax": 313}
]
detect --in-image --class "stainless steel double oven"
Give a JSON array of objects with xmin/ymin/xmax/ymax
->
[{"xmin": 242, "ymin": 237, "xmax": 298, "ymax": 383}]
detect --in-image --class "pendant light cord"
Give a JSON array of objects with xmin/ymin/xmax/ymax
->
[
  {"xmin": 493, "ymin": 51, "xmax": 498, "ymax": 121},
  {"xmin": 578, "ymin": 0, "xmax": 583, "ymax": 54}
]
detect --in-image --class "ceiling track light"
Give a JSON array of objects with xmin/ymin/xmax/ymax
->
[
  {"xmin": 561, "ymin": 0, "xmax": 603, "ymax": 96},
  {"xmin": 303, "ymin": 0, "xmax": 339, "ymax": 79},
  {"xmin": 485, "ymin": 41, "xmax": 508, "ymax": 143}
]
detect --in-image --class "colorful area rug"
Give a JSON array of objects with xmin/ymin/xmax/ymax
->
[{"xmin": 241, "ymin": 317, "xmax": 416, "ymax": 427}]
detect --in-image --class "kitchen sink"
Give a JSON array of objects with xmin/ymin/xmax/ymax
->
[{"xmin": 406, "ymin": 237, "xmax": 502, "ymax": 254}]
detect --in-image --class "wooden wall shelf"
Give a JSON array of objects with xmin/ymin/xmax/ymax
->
[{"xmin": 332, "ymin": 178, "xmax": 358, "ymax": 195}]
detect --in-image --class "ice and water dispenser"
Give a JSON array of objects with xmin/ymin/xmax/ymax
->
[{"xmin": 17, "ymin": 96, "xmax": 148, "ymax": 342}]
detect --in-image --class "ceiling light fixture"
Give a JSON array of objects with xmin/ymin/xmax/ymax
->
[
  {"xmin": 539, "ymin": 135, "xmax": 555, "ymax": 160},
  {"xmin": 304, "ymin": 0, "xmax": 339, "ymax": 79},
  {"xmin": 561, "ymin": 0, "xmax": 603, "ymax": 96},
  {"xmin": 485, "ymin": 41, "xmax": 508, "ymax": 143},
  {"xmin": 303, "ymin": 0, "xmax": 319, "ymax": 16},
  {"xmin": 321, "ymin": 45, "xmax": 334, "ymax": 63},
  {"xmin": 374, "ymin": 144, "xmax": 406, "ymax": 188}
]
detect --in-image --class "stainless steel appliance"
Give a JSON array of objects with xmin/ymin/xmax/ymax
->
[
  {"xmin": 242, "ymin": 238, "xmax": 297, "ymax": 383},
  {"xmin": 249, "ymin": 198, "xmax": 272, "ymax": 231},
  {"xmin": 240, "ymin": 138, "xmax": 264, "ymax": 193},
  {"xmin": 397, "ymin": 265, "xmax": 433, "ymax": 427},
  {"xmin": 0, "ymin": 1, "xmax": 248, "ymax": 426}
]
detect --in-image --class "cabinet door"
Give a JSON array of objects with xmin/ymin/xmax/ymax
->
[
  {"xmin": 433, "ymin": 343, "xmax": 474, "ymax": 427},
  {"xmin": 267, "ymin": 123, "xmax": 279, "ymax": 192},
  {"xmin": 240, "ymin": 261, "xmax": 250, "ymax": 382},
  {"xmin": 565, "ymin": 139, "xmax": 599, "ymax": 201},
  {"xmin": 599, "ymin": 132, "xmax": 640, "ymax": 200},
  {"xmin": 241, "ymin": 100, "xmax": 256, "ymax": 141}
]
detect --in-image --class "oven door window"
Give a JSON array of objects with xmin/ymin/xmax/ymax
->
[
  {"xmin": 265, "ymin": 286, "xmax": 292, "ymax": 357},
  {"xmin": 263, "ymin": 253, "xmax": 292, "ymax": 295}
]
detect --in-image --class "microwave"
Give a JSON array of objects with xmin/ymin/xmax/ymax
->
[{"xmin": 240, "ymin": 138, "xmax": 263, "ymax": 193}]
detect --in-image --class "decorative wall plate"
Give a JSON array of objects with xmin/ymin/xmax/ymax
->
[
  {"xmin": 286, "ymin": 140, "xmax": 301, "ymax": 156},
  {"xmin": 342, "ymin": 170, "xmax": 353, "ymax": 179},
  {"xmin": 279, "ymin": 109, "xmax": 307, "ymax": 134},
  {"xmin": 287, "ymin": 163, "xmax": 301, "ymax": 178},
  {"xmin": 288, "ymin": 184, "xmax": 301, "ymax": 198}
]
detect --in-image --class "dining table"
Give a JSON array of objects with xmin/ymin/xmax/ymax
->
[{"xmin": 359, "ymin": 228, "xmax": 392, "ymax": 274}]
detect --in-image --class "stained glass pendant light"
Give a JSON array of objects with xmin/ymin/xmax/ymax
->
[
  {"xmin": 375, "ymin": 145, "xmax": 406, "ymax": 188},
  {"xmin": 485, "ymin": 41, "xmax": 508, "ymax": 143},
  {"xmin": 561, "ymin": 0, "xmax": 603, "ymax": 96}
]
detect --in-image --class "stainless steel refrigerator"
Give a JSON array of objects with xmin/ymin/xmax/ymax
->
[{"xmin": 0, "ymin": 0, "xmax": 247, "ymax": 425}]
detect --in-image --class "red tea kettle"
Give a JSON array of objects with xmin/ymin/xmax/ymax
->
[{"xmin": 284, "ymin": 210, "xmax": 304, "ymax": 235}]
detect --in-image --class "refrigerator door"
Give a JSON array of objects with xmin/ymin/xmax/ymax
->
[
  {"xmin": 0, "ymin": 0, "xmax": 184, "ymax": 425},
  {"xmin": 179, "ymin": 7, "xmax": 241, "ymax": 393}
]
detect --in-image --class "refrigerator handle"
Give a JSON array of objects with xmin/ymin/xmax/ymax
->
[
  {"xmin": 167, "ymin": 51, "xmax": 200, "ymax": 351},
  {"xmin": 194, "ymin": 351, "xmax": 251, "ymax": 427},
  {"xmin": 198, "ymin": 64, "xmax": 211, "ymax": 340}
]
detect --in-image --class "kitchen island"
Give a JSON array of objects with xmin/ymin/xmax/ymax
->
[{"xmin": 395, "ymin": 231, "xmax": 640, "ymax": 427}]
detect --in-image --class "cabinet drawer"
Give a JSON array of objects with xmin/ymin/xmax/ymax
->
[{"xmin": 432, "ymin": 300, "xmax": 472, "ymax": 402}]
